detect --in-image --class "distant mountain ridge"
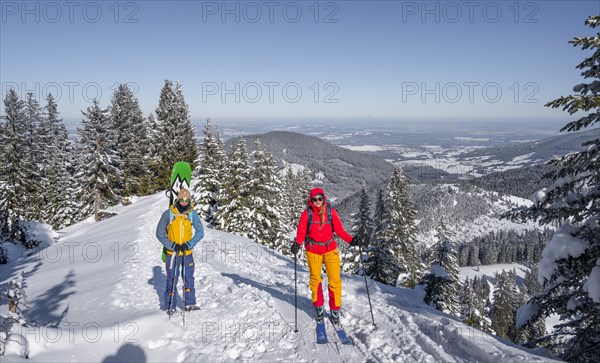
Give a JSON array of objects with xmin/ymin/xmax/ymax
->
[
  {"xmin": 456, "ymin": 128, "xmax": 597, "ymax": 174},
  {"xmin": 226, "ymin": 131, "xmax": 395, "ymax": 202}
]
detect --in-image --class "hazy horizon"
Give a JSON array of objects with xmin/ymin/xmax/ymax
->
[{"xmin": 2, "ymin": 1, "xmax": 598, "ymax": 123}]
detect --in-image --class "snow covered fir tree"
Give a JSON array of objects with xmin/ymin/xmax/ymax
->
[
  {"xmin": 364, "ymin": 187, "xmax": 400, "ymax": 285},
  {"xmin": 508, "ymin": 15, "xmax": 600, "ymax": 362},
  {"xmin": 246, "ymin": 139, "xmax": 288, "ymax": 250},
  {"xmin": 343, "ymin": 186, "xmax": 373, "ymax": 274},
  {"xmin": 421, "ymin": 218, "xmax": 461, "ymax": 316},
  {"xmin": 154, "ymin": 80, "xmax": 198, "ymax": 188},
  {"xmin": 110, "ymin": 83, "xmax": 153, "ymax": 197},
  {"xmin": 490, "ymin": 270, "xmax": 522, "ymax": 342},
  {"xmin": 460, "ymin": 275, "xmax": 493, "ymax": 333},
  {"xmin": 214, "ymin": 137, "xmax": 252, "ymax": 236},
  {"xmin": 77, "ymin": 99, "xmax": 121, "ymax": 222},
  {"xmin": 193, "ymin": 119, "xmax": 226, "ymax": 227},
  {"xmin": 384, "ymin": 167, "xmax": 422, "ymax": 287}
]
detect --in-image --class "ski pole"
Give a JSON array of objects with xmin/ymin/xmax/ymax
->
[
  {"xmin": 294, "ymin": 249, "xmax": 298, "ymax": 333},
  {"xmin": 169, "ymin": 245, "xmax": 176, "ymax": 270},
  {"xmin": 181, "ymin": 251, "xmax": 186, "ymax": 326},
  {"xmin": 168, "ymin": 253, "xmax": 178, "ymax": 315},
  {"xmin": 359, "ymin": 246, "xmax": 375, "ymax": 326}
]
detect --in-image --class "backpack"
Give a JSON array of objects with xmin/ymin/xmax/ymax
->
[
  {"xmin": 167, "ymin": 209, "xmax": 193, "ymax": 244},
  {"xmin": 161, "ymin": 208, "xmax": 194, "ymax": 262}
]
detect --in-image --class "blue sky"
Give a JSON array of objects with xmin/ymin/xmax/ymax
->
[{"xmin": 1, "ymin": 0, "xmax": 599, "ymax": 124}]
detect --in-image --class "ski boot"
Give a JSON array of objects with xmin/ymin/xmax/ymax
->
[
  {"xmin": 185, "ymin": 305, "xmax": 200, "ymax": 312},
  {"xmin": 316, "ymin": 306, "xmax": 325, "ymax": 324},
  {"xmin": 166, "ymin": 309, "xmax": 177, "ymax": 316},
  {"xmin": 330, "ymin": 309, "xmax": 340, "ymax": 325}
]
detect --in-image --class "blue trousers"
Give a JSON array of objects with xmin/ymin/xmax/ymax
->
[{"xmin": 165, "ymin": 253, "xmax": 196, "ymax": 309}]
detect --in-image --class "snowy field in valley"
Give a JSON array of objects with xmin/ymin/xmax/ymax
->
[{"xmin": 0, "ymin": 193, "xmax": 561, "ymax": 362}]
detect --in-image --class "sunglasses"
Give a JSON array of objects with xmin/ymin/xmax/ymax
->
[
  {"xmin": 178, "ymin": 198, "xmax": 190, "ymax": 203},
  {"xmin": 311, "ymin": 196, "xmax": 324, "ymax": 202}
]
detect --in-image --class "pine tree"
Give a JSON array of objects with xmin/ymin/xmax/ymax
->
[
  {"xmin": 507, "ymin": 16, "xmax": 600, "ymax": 363},
  {"xmin": 522, "ymin": 267, "xmax": 542, "ymax": 296},
  {"xmin": 36, "ymin": 93, "xmax": 58, "ymax": 223},
  {"xmin": 109, "ymin": 84, "xmax": 149, "ymax": 197},
  {"xmin": 42, "ymin": 94, "xmax": 77, "ymax": 228},
  {"xmin": 174, "ymin": 82, "xmax": 198, "ymax": 165},
  {"xmin": 460, "ymin": 276, "xmax": 493, "ymax": 333},
  {"xmin": 193, "ymin": 119, "xmax": 226, "ymax": 227},
  {"xmin": 246, "ymin": 139, "xmax": 287, "ymax": 250},
  {"xmin": 77, "ymin": 99, "xmax": 120, "ymax": 221},
  {"xmin": 461, "ymin": 278, "xmax": 484, "ymax": 331},
  {"xmin": 0, "ymin": 117, "xmax": 10, "ymax": 241},
  {"xmin": 491, "ymin": 270, "xmax": 520, "ymax": 342},
  {"xmin": 23, "ymin": 93, "xmax": 44, "ymax": 221},
  {"xmin": 283, "ymin": 167, "xmax": 297, "ymax": 229},
  {"xmin": 155, "ymin": 80, "xmax": 198, "ymax": 189},
  {"xmin": 53, "ymin": 138, "xmax": 79, "ymax": 228},
  {"xmin": 282, "ymin": 166, "xmax": 312, "ymax": 260},
  {"xmin": 0, "ymin": 88, "xmax": 28, "ymax": 241},
  {"xmin": 423, "ymin": 218, "xmax": 461, "ymax": 315},
  {"xmin": 136, "ymin": 113, "xmax": 158, "ymax": 195},
  {"xmin": 144, "ymin": 113, "xmax": 164, "ymax": 193},
  {"xmin": 386, "ymin": 167, "xmax": 421, "ymax": 287},
  {"xmin": 345, "ymin": 186, "xmax": 373, "ymax": 274},
  {"xmin": 473, "ymin": 275, "xmax": 493, "ymax": 317},
  {"xmin": 365, "ymin": 188, "xmax": 402, "ymax": 285},
  {"xmin": 286, "ymin": 167, "xmax": 312, "ymax": 227},
  {"xmin": 518, "ymin": 267, "xmax": 547, "ymax": 346},
  {"xmin": 215, "ymin": 138, "xmax": 251, "ymax": 236}
]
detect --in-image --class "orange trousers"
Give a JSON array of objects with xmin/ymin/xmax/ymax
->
[{"xmin": 306, "ymin": 249, "xmax": 342, "ymax": 310}]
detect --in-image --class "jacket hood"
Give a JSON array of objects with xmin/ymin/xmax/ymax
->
[{"xmin": 307, "ymin": 187, "xmax": 326, "ymax": 208}]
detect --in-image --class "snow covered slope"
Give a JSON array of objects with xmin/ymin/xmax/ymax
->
[{"xmin": 1, "ymin": 193, "xmax": 560, "ymax": 362}]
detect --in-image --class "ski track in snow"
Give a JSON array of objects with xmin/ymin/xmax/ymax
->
[{"xmin": 2, "ymin": 193, "xmax": 561, "ymax": 362}]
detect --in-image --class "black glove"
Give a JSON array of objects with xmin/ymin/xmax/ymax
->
[
  {"xmin": 291, "ymin": 242, "xmax": 301, "ymax": 255},
  {"xmin": 173, "ymin": 243, "xmax": 190, "ymax": 253},
  {"xmin": 352, "ymin": 237, "xmax": 365, "ymax": 248}
]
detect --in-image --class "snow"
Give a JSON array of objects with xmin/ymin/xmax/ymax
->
[
  {"xmin": 461, "ymin": 264, "xmax": 558, "ymax": 335},
  {"xmin": 454, "ymin": 137, "xmax": 490, "ymax": 142},
  {"xmin": 280, "ymin": 162, "xmax": 306, "ymax": 177},
  {"xmin": 516, "ymin": 301, "xmax": 539, "ymax": 329},
  {"xmin": 22, "ymin": 221, "xmax": 57, "ymax": 245},
  {"xmin": 530, "ymin": 188, "xmax": 547, "ymax": 204},
  {"xmin": 338, "ymin": 144, "xmax": 385, "ymax": 152},
  {"xmin": 460, "ymin": 264, "xmax": 530, "ymax": 284},
  {"xmin": 417, "ymin": 189, "xmax": 541, "ymax": 248},
  {"xmin": 583, "ymin": 259, "xmax": 600, "ymax": 303},
  {"xmin": 538, "ymin": 224, "xmax": 590, "ymax": 285},
  {"xmin": 460, "ymin": 264, "xmax": 530, "ymax": 304},
  {"xmin": 0, "ymin": 193, "xmax": 560, "ymax": 362},
  {"xmin": 313, "ymin": 171, "xmax": 326, "ymax": 184},
  {"xmin": 431, "ymin": 264, "xmax": 449, "ymax": 278}
]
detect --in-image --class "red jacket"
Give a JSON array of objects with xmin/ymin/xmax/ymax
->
[{"xmin": 295, "ymin": 188, "xmax": 353, "ymax": 254}]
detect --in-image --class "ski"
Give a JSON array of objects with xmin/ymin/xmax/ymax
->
[
  {"xmin": 162, "ymin": 161, "xmax": 193, "ymax": 263},
  {"xmin": 328, "ymin": 317, "xmax": 354, "ymax": 345},
  {"xmin": 316, "ymin": 319, "xmax": 328, "ymax": 344},
  {"xmin": 169, "ymin": 161, "xmax": 192, "ymax": 205}
]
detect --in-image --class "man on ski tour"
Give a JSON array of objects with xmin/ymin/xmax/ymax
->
[{"xmin": 156, "ymin": 188, "xmax": 203, "ymax": 314}]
